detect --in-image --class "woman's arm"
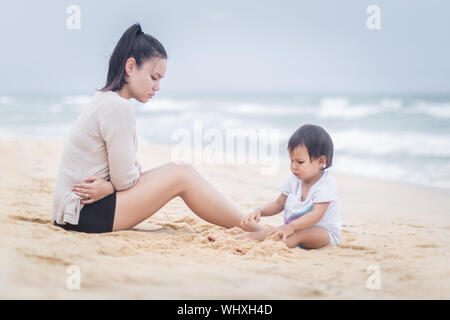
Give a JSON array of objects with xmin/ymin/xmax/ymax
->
[
  {"xmin": 99, "ymin": 105, "xmax": 141, "ymax": 191},
  {"xmin": 74, "ymin": 158, "xmax": 143, "ymax": 203},
  {"xmin": 71, "ymin": 176, "xmax": 115, "ymax": 204},
  {"xmin": 72, "ymin": 105, "xmax": 141, "ymax": 203}
]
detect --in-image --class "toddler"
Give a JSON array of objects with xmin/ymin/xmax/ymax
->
[{"xmin": 238, "ymin": 124, "xmax": 341, "ymax": 249}]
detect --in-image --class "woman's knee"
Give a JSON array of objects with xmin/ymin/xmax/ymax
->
[
  {"xmin": 166, "ymin": 161, "xmax": 200, "ymax": 188},
  {"xmin": 138, "ymin": 161, "xmax": 196, "ymax": 187},
  {"xmin": 170, "ymin": 161, "xmax": 198, "ymax": 176}
]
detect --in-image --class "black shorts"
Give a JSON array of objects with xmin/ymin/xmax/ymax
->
[{"xmin": 53, "ymin": 192, "xmax": 117, "ymax": 233}]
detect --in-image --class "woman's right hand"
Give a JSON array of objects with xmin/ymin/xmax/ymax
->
[
  {"xmin": 241, "ymin": 208, "xmax": 262, "ymax": 227},
  {"xmin": 71, "ymin": 176, "xmax": 115, "ymax": 205}
]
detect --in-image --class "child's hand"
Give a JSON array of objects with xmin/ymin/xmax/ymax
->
[
  {"xmin": 267, "ymin": 224, "xmax": 295, "ymax": 242},
  {"xmin": 240, "ymin": 208, "xmax": 262, "ymax": 227}
]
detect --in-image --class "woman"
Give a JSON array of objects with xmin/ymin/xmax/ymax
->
[{"xmin": 52, "ymin": 23, "xmax": 263, "ymax": 234}]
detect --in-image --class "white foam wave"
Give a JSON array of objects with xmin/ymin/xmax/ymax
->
[
  {"xmin": 0, "ymin": 96, "xmax": 15, "ymax": 105},
  {"xmin": 405, "ymin": 103, "xmax": 450, "ymax": 119},
  {"xmin": 135, "ymin": 96, "xmax": 450, "ymax": 122},
  {"xmin": 334, "ymin": 155, "xmax": 450, "ymax": 190},
  {"xmin": 332, "ymin": 129, "xmax": 450, "ymax": 157},
  {"xmin": 318, "ymin": 97, "xmax": 380, "ymax": 119}
]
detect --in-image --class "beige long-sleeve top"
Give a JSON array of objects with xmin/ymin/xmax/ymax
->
[{"xmin": 52, "ymin": 90, "xmax": 141, "ymax": 225}]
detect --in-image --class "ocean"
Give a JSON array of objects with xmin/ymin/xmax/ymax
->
[{"xmin": 1, "ymin": 92, "xmax": 449, "ymax": 191}]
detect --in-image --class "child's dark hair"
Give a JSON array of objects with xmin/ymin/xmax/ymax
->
[
  {"xmin": 100, "ymin": 23, "xmax": 167, "ymax": 92},
  {"xmin": 287, "ymin": 124, "xmax": 334, "ymax": 170}
]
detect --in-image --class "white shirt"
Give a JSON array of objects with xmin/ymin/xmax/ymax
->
[
  {"xmin": 51, "ymin": 90, "xmax": 141, "ymax": 225},
  {"xmin": 278, "ymin": 170, "xmax": 342, "ymax": 244}
]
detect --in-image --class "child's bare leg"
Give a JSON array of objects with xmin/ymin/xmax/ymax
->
[{"xmin": 284, "ymin": 226, "xmax": 330, "ymax": 249}]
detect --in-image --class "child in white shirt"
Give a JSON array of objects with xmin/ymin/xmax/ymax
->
[{"xmin": 239, "ymin": 124, "xmax": 341, "ymax": 249}]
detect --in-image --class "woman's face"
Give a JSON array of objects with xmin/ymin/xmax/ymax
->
[{"xmin": 124, "ymin": 57, "xmax": 167, "ymax": 103}]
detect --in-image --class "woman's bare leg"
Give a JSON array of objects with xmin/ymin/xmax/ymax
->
[
  {"xmin": 112, "ymin": 162, "xmax": 265, "ymax": 232},
  {"xmin": 235, "ymin": 229, "xmax": 269, "ymax": 241}
]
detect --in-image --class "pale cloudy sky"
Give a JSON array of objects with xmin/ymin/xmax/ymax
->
[{"xmin": 1, "ymin": 0, "xmax": 449, "ymax": 95}]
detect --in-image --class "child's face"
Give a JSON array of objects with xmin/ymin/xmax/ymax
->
[{"xmin": 289, "ymin": 145, "xmax": 326, "ymax": 182}]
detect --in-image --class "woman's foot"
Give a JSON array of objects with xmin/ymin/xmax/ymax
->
[{"xmin": 234, "ymin": 230, "xmax": 268, "ymax": 242}]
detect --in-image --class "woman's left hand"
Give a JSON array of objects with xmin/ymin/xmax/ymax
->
[
  {"xmin": 71, "ymin": 176, "xmax": 115, "ymax": 205},
  {"xmin": 267, "ymin": 224, "xmax": 296, "ymax": 242}
]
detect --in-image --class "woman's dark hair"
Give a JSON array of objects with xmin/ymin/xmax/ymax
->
[
  {"xmin": 287, "ymin": 124, "xmax": 334, "ymax": 170},
  {"xmin": 99, "ymin": 23, "xmax": 167, "ymax": 92}
]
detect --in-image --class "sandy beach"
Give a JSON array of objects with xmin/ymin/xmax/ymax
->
[{"xmin": 0, "ymin": 138, "xmax": 449, "ymax": 299}]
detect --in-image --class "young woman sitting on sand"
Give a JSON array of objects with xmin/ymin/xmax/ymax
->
[
  {"xmin": 236, "ymin": 125, "xmax": 342, "ymax": 249},
  {"xmin": 52, "ymin": 23, "xmax": 264, "ymax": 234}
]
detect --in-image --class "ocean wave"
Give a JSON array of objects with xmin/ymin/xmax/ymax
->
[
  {"xmin": 136, "ymin": 98, "xmax": 198, "ymax": 112},
  {"xmin": 318, "ymin": 97, "xmax": 450, "ymax": 120},
  {"xmin": 61, "ymin": 95, "xmax": 93, "ymax": 106},
  {"xmin": 0, "ymin": 125, "xmax": 72, "ymax": 140},
  {"xmin": 226, "ymin": 102, "xmax": 316, "ymax": 116},
  {"xmin": 319, "ymin": 97, "xmax": 374, "ymax": 119},
  {"xmin": 331, "ymin": 129, "xmax": 450, "ymax": 158},
  {"xmin": 333, "ymin": 155, "xmax": 450, "ymax": 190},
  {"xmin": 317, "ymin": 97, "xmax": 405, "ymax": 119},
  {"xmin": 405, "ymin": 102, "xmax": 450, "ymax": 119},
  {"xmin": 34, "ymin": 95, "xmax": 450, "ymax": 123},
  {"xmin": 0, "ymin": 96, "xmax": 15, "ymax": 105}
]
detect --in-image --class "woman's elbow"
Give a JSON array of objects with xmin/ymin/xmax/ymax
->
[{"xmin": 110, "ymin": 173, "xmax": 140, "ymax": 191}]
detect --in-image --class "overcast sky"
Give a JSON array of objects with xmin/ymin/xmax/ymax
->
[{"xmin": 1, "ymin": 0, "xmax": 449, "ymax": 95}]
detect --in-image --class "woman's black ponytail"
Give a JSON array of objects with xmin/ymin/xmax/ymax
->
[{"xmin": 100, "ymin": 23, "xmax": 167, "ymax": 92}]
